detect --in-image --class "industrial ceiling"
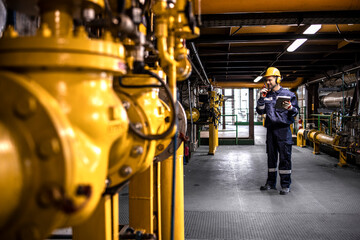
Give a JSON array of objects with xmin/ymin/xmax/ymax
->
[{"xmin": 188, "ymin": 0, "xmax": 360, "ymax": 87}]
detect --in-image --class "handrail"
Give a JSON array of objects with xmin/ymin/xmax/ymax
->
[{"xmin": 220, "ymin": 114, "xmax": 238, "ymax": 145}]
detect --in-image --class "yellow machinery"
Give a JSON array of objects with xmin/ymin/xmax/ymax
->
[
  {"xmin": 297, "ymin": 129, "xmax": 348, "ymax": 167},
  {"xmin": 297, "ymin": 129, "xmax": 307, "ymax": 148},
  {"xmin": 0, "ymin": 0, "xmax": 198, "ymax": 239},
  {"xmin": 186, "ymin": 108, "xmax": 200, "ymax": 123},
  {"xmin": 208, "ymin": 90, "xmax": 223, "ymax": 155}
]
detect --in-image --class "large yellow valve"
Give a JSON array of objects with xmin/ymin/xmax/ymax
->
[
  {"xmin": 0, "ymin": 0, "xmax": 198, "ymax": 239},
  {"xmin": 109, "ymin": 73, "xmax": 175, "ymax": 188},
  {"xmin": 0, "ymin": 1, "xmax": 135, "ymax": 239}
]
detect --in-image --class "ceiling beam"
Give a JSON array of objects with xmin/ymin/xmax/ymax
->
[
  {"xmin": 200, "ymin": 11, "xmax": 360, "ymax": 27},
  {"xmin": 193, "ymin": 33, "xmax": 360, "ymax": 44}
]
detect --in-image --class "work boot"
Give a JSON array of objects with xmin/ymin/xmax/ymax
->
[
  {"xmin": 260, "ymin": 184, "xmax": 277, "ymax": 191},
  {"xmin": 279, "ymin": 187, "xmax": 290, "ymax": 195}
]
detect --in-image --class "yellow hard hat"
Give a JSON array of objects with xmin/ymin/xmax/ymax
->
[{"xmin": 264, "ymin": 67, "xmax": 281, "ymax": 78}]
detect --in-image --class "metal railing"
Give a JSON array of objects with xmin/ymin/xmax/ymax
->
[{"xmin": 220, "ymin": 114, "xmax": 238, "ymax": 145}]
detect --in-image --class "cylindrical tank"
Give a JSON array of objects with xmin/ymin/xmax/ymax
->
[{"xmin": 320, "ymin": 89, "xmax": 354, "ymax": 109}]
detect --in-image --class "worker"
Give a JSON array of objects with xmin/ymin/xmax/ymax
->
[{"xmin": 256, "ymin": 67, "xmax": 299, "ymax": 195}]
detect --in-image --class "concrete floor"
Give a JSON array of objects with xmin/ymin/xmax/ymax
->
[
  {"xmin": 184, "ymin": 145, "xmax": 360, "ymax": 240},
  {"xmin": 52, "ymin": 142, "xmax": 360, "ymax": 239}
]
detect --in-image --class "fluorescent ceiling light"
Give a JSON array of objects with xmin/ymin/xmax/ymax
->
[
  {"xmin": 254, "ymin": 76, "xmax": 262, "ymax": 82},
  {"xmin": 286, "ymin": 25, "xmax": 321, "ymax": 52},
  {"xmin": 303, "ymin": 24, "xmax": 322, "ymax": 34},
  {"xmin": 287, "ymin": 38, "xmax": 307, "ymax": 52}
]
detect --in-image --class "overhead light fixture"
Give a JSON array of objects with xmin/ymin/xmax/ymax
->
[
  {"xmin": 254, "ymin": 76, "xmax": 262, "ymax": 82},
  {"xmin": 287, "ymin": 25, "xmax": 322, "ymax": 52},
  {"xmin": 287, "ymin": 38, "xmax": 307, "ymax": 52},
  {"xmin": 303, "ymin": 24, "xmax": 322, "ymax": 34}
]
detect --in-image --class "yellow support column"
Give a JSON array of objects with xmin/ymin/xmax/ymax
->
[
  {"xmin": 209, "ymin": 123, "xmax": 217, "ymax": 155},
  {"xmin": 73, "ymin": 194, "xmax": 119, "ymax": 240},
  {"xmin": 160, "ymin": 143, "xmax": 185, "ymax": 240},
  {"xmin": 215, "ymin": 124, "xmax": 219, "ymax": 148},
  {"xmin": 128, "ymin": 164, "xmax": 155, "ymax": 234},
  {"xmin": 338, "ymin": 151, "xmax": 348, "ymax": 167}
]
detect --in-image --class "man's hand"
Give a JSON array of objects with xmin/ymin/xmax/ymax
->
[
  {"xmin": 282, "ymin": 100, "xmax": 293, "ymax": 110},
  {"xmin": 259, "ymin": 88, "xmax": 269, "ymax": 98}
]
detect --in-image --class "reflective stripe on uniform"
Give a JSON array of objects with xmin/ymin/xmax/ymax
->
[
  {"xmin": 264, "ymin": 97, "xmax": 273, "ymax": 101},
  {"xmin": 279, "ymin": 170, "xmax": 292, "ymax": 174},
  {"xmin": 258, "ymin": 104, "xmax": 265, "ymax": 110},
  {"xmin": 268, "ymin": 168, "xmax": 277, "ymax": 172}
]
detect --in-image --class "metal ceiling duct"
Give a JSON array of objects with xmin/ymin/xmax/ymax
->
[{"xmin": 211, "ymin": 77, "xmax": 303, "ymax": 89}]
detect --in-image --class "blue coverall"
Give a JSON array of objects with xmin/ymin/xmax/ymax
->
[{"xmin": 256, "ymin": 87, "xmax": 299, "ymax": 188}]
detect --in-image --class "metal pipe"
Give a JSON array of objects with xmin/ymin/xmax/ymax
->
[
  {"xmin": 320, "ymin": 89, "xmax": 354, "ymax": 109},
  {"xmin": 211, "ymin": 77, "xmax": 303, "ymax": 89},
  {"xmin": 296, "ymin": 128, "xmax": 307, "ymax": 147},
  {"xmin": 306, "ymin": 66, "xmax": 360, "ymax": 86},
  {"xmin": 188, "ymin": 79, "xmax": 194, "ymax": 143},
  {"xmin": 189, "ymin": 58, "xmax": 206, "ymax": 85},
  {"xmin": 307, "ymin": 129, "xmax": 338, "ymax": 146},
  {"xmin": 161, "ymin": 143, "xmax": 185, "ymax": 240},
  {"xmin": 190, "ymin": 42, "xmax": 211, "ymax": 85},
  {"xmin": 196, "ymin": 0, "xmax": 360, "ymax": 14}
]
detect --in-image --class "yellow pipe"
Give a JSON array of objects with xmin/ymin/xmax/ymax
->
[
  {"xmin": 211, "ymin": 77, "xmax": 303, "ymax": 89},
  {"xmin": 155, "ymin": 20, "xmax": 179, "ymax": 69},
  {"xmin": 41, "ymin": 9, "xmax": 73, "ymax": 37},
  {"xmin": 160, "ymin": 143, "xmax": 185, "ymax": 240},
  {"xmin": 307, "ymin": 129, "xmax": 347, "ymax": 166},
  {"xmin": 307, "ymin": 130, "xmax": 337, "ymax": 146},
  {"xmin": 208, "ymin": 123, "xmax": 218, "ymax": 155},
  {"xmin": 208, "ymin": 91, "xmax": 219, "ymax": 155},
  {"xmin": 156, "ymin": 162, "xmax": 162, "ymax": 240},
  {"xmin": 128, "ymin": 164, "xmax": 154, "ymax": 234},
  {"xmin": 195, "ymin": 0, "xmax": 360, "ymax": 14},
  {"xmin": 73, "ymin": 194, "xmax": 119, "ymax": 240},
  {"xmin": 296, "ymin": 128, "xmax": 306, "ymax": 147}
]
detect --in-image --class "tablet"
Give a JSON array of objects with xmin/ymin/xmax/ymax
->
[{"xmin": 275, "ymin": 96, "xmax": 291, "ymax": 109}]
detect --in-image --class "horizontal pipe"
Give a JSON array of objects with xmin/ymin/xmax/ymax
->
[
  {"xmin": 195, "ymin": 0, "xmax": 360, "ymax": 14},
  {"xmin": 211, "ymin": 77, "xmax": 303, "ymax": 89},
  {"xmin": 307, "ymin": 130, "xmax": 337, "ymax": 146},
  {"xmin": 306, "ymin": 66, "xmax": 360, "ymax": 86}
]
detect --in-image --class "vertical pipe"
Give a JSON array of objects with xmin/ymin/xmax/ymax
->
[
  {"xmin": 168, "ymin": 34, "xmax": 177, "ymax": 101},
  {"xmin": 215, "ymin": 124, "xmax": 218, "ymax": 148},
  {"xmin": 160, "ymin": 143, "xmax": 185, "ymax": 240},
  {"xmin": 156, "ymin": 162, "xmax": 162, "ymax": 240},
  {"xmin": 73, "ymin": 195, "xmax": 117, "ymax": 240},
  {"xmin": 128, "ymin": 165, "xmax": 154, "ymax": 234},
  {"xmin": 209, "ymin": 123, "xmax": 215, "ymax": 154},
  {"xmin": 222, "ymin": 89, "xmax": 226, "ymax": 130},
  {"xmin": 188, "ymin": 80, "xmax": 194, "ymax": 143}
]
